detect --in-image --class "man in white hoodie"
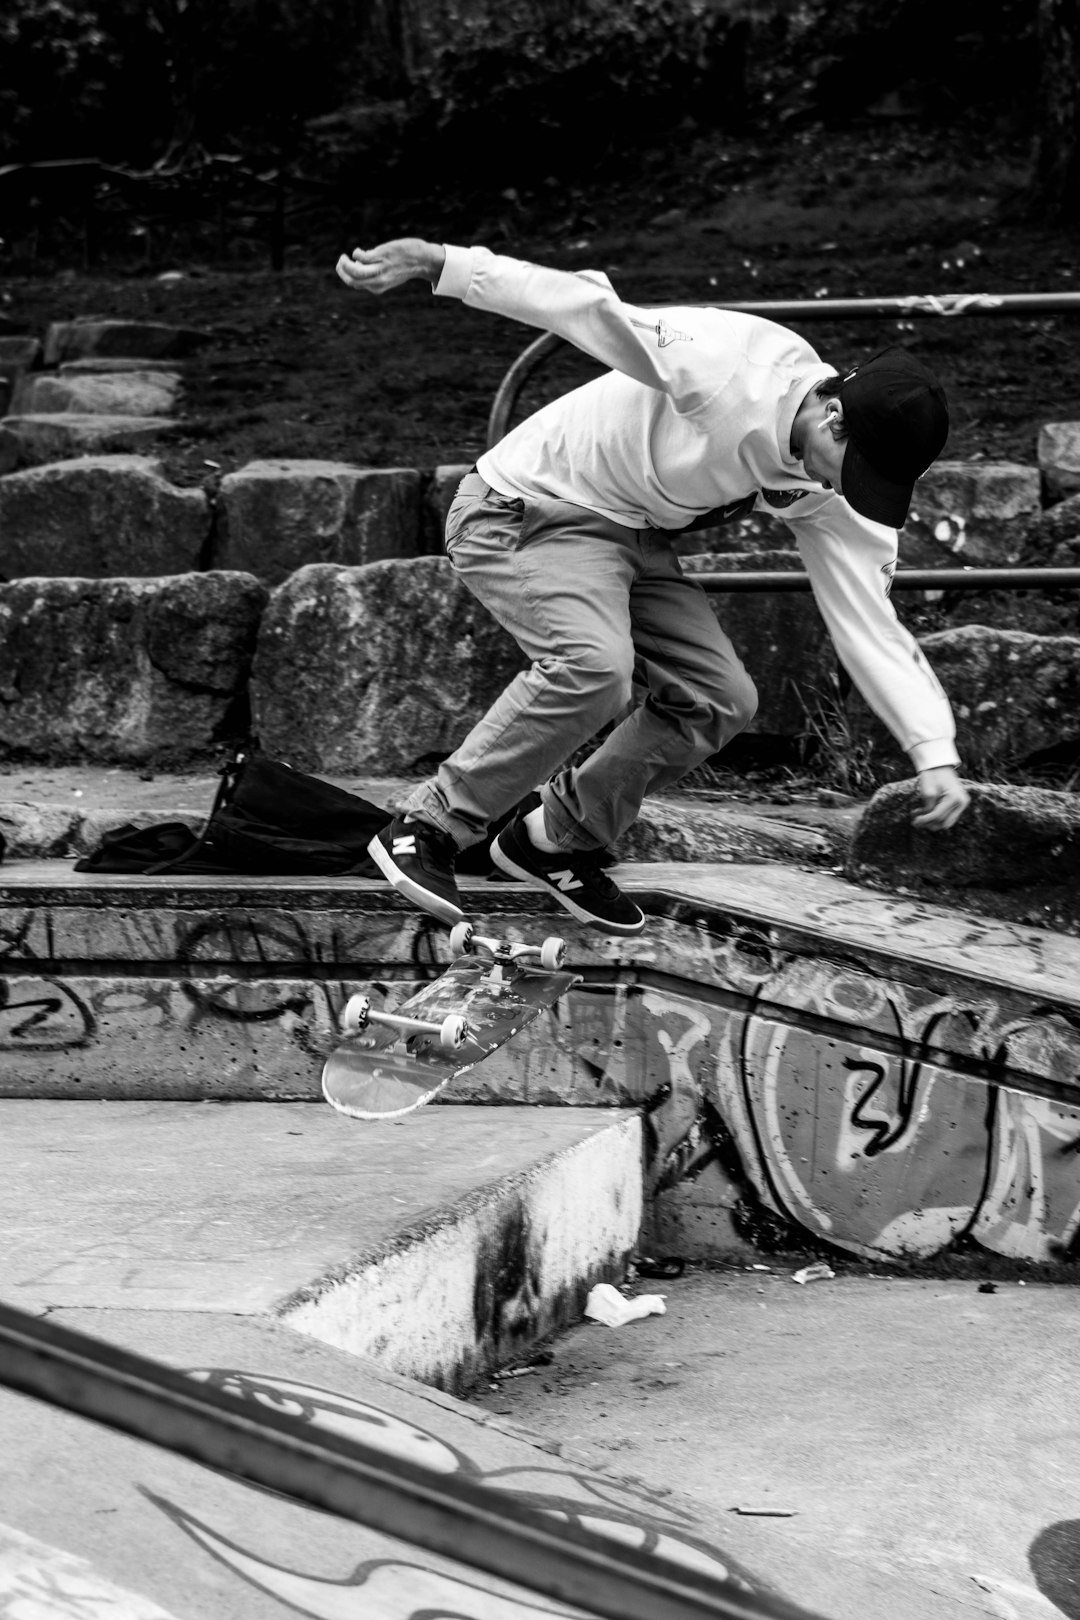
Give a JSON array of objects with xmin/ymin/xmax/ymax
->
[{"xmin": 338, "ymin": 238, "xmax": 970, "ymax": 935}]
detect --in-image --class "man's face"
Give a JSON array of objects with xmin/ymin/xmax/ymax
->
[{"xmin": 800, "ymin": 401, "xmax": 848, "ymax": 496}]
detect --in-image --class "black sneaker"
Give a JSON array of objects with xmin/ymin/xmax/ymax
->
[
  {"xmin": 490, "ymin": 813, "xmax": 645, "ymax": 935},
  {"xmin": 368, "ymin": 815, "xmax": 464, "ymax": 925}
]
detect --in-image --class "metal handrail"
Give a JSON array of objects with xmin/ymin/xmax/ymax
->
[
  {"xmin": 486, "ymin": 291, "xmax": 1080, "ymax": 445},
  {"xmin": 691, "ymin": 567, "xmax": 1080, "ymax": 594},
  {"xmin": 0, "ymin": 1300, "xmax": 822, "ymax": 1620}
]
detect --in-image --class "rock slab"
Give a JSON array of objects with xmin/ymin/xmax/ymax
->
[
  {"xmin": 14, "ymin": 370, "xmax": 181, "ymax": 418},
  {"xmin": 0, "ymin": 414, "xmax": 175, "ymax": 471},
  {"xmin": 848, "ymin": 779, "xmax": 1080, "ymax": 890},
  {"xmin": 251, "ymin": 558, "xmax": 527, "ymax": 773},
  {"xmin": 43, "ymin": 319, "xmax": 212, "ymax": 366},
  {"xmin": 0, "ymin": 572, "xmax": 267, "ymax": 764},
  {"xmin": 0, "ymin": 455, "xmax": 210, "ymax": 579},
  {"xmin": 216, "ymin": 460, "xmax": 422, "ymax": 584},
  {"xmin": 902, "ymin": 460, "xmax": 1041, "ymax": 566}
]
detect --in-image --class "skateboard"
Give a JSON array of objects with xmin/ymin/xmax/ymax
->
[{"xmin": 321, "ymin": 923, "xmax": 581, "ymax": 1120}]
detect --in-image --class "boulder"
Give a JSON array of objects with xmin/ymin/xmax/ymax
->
[
  {"xmin": 1038, "ymin": 422, "xmax": 1080, "ymax": 504},
  {"xmin": 681, "ymin": 551, "xmax": 834, "ymax": 735},
  {"xmin": 216, "ymin": 460, "xmax": 422, "ymax": 584},
  {"xmin": 250, "ymin": 558, "xmax": 527, "ymax": 773},
  {"xmin": 14, "ymin": 370, "xmax": 181, "ymax": 418},
  {"xmin": 0, "ymin": 572, "xmax": 266, "ymax": 764},
  {"xmin": 0, "ymin": 414, "xmax": 175, "ymax": 469},
  {"xmin": 848, "ymin": 625, "xmax": 1080, "ymax": 779},
  {"xmin": 848, "ymin": 779, "xmax": 1080, "ymax": 890},
  {"xmin": 902, "ymin": 460, "xmax": 1041, "ymax": 566},
  {"xmin": 43, "ymin": 319, "xmax": 212, "ymax": 366},
  {"xmin": 1018, "ymin": 490, "xmax": 1080, "ymax": 566},
  {"xmin": 0, "ymin": 456, "xmax": 210, "ymax": 579}
]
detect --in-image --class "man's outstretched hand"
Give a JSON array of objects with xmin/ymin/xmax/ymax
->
[
  {"xmin": 335, "ymin": 240, "xmax": 446, "ymax": 295},
  {"xmin": 912, "ymin": 765, "xmax": 970, "ymax": 830}
]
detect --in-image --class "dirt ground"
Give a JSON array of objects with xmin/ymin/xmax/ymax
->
[{"xmin": 3, "ymin": 122, "xmax": 1079, "ymax": 485}]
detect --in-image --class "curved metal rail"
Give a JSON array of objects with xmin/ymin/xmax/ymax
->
[{"xmin": 487, "ymin": 291, "xmax": 1080, "ymax": 447}]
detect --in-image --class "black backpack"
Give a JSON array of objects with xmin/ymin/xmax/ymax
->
[{"xmin": 74, "ymin": 749, "xmax": 388, "ymax": 877}]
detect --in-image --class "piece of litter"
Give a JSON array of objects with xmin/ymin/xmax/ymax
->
[
  {"xmin": 584, "ymin": 1282, "xmax": 666, "ymax": 1327},
  {"xmin": 750, "ymin": 1264, "xmax": 771, "ymax": 1272},
  {"xmin": 731, "ymin": 1505, "xmax": 798, "ymax": 1518},
  {"xmin": 792, "ymin": 1262, "xmax": 835, "ymax": 1285}
]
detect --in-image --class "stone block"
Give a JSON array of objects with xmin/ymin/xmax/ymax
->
[
  {"xmin": 902, "ymin": 460, "xmax": 1041, "ymax": 565},
  {"xmin": 217, "ymin": 460, "xmax": 422, "ymax": 584},
  {"xmin": 425, "ymin": 463, "xmax": 474, "ymax": 549},
  {"xmin": 0, "ymin": 414, "xmax": 175, "ymax": 468},
  {"xmin": 0, "ymin": 455, "xmax": 210, "ymax": 578},
  {"xmin": 0, "ymin": 571, "xmax": 267, "ymax": 764},
  {"xmin": 42, "ymin": 319, "xmax": 212, "ymax": 366},
  {"xmin": 0, "ymin": 336, "xmax": 41, "ymax": 371},
  {"xmin": 849, "ymin": 624, "xmax": 1080, "ymax": 779},
  {"xmin": 681, "ymin": 550, "xmax": 834, "ymax": 734},
  {"xmin": 848, "ymin": 779, "xmax": 1080, "ymax": 890},
  {"xmin": 250, "ymin": 558, "xmax": 527, "ymax": 772},
  {"xmin": 15, "ymin": 370, "xmax": 181, "ymax": 418},
  {"xmin": 1038, "ymin": 422, "xmax": 1080, "ymax": 504}
]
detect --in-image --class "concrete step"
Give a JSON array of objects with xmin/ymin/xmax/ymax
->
[{"xmin": 2, "ymin": 1099, "xmax": 639, "ymax": 1392}]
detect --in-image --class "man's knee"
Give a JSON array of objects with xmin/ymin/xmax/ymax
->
[
  {"xmin": 695, "ymin": 667, "xmax": 757, "ymax": 756},
  {"xmin": 537, "ymin": 648, "xmax": 635, "ymax": 721}
]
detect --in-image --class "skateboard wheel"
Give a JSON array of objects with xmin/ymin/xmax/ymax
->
[
  {"xmin": 342, "ymin": 993, "xmax": 372, "ymax": 1034},
  {"xmin": 539, "ymin": 936, "xmax": 566, "ymax": 972},
  {"xmin": 449, "ymin": 921, "xmax": 474, "ymax": 957},
  {"xmin": 439, "ymin": 1013, "xmax": 469, "ymax": 1050}
]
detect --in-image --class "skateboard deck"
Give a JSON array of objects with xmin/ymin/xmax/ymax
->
[{"xmin": 322, "ymin": 944, "xmax": 580, "ymax": 1120}]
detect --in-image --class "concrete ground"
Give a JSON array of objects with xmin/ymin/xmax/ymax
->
[
  {"xmin": 466, "ymin": 1265, "xmax": 1080, "ymax": 1620},
  {"xmin": 3, "ymin": 765, "xmax": 1078, "ymax": 1620}
]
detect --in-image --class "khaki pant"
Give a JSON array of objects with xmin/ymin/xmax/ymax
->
[{"xmin": 403, "ymin": 473, "xmax": 757, "ymax": 852}]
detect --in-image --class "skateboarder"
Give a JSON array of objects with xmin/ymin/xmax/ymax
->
[{"xmin": 337, "ymin": 238, "xmax": 971, "ymax": 935}]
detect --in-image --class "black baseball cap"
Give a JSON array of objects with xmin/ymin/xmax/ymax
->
[{"xmin": 839, "ymin": 348, "xmax": 949, "ymax": 527}]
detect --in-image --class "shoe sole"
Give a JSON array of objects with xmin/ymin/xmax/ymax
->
[
  {"xmin": 490, "ymin": 835, "xmax": 646, "ymax": 936},
  {"xmin": 367, "ymin": 833, "xmax": 465, "ymax": 926}
]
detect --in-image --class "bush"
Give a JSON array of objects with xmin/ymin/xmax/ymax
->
[{"xmin": 402, "ymin": 0, "xmax": 751, "ymax": 185}]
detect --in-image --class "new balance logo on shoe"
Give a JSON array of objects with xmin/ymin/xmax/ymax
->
[
  {"xmin": 550, "ymin": 869, "xmax": 583, "ymax": 892},
  {"xmin": 392, "ymin": 835, "xmax": 417, "ymax": 856}
]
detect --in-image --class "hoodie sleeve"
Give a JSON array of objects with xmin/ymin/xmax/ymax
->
[
  {"xmin": 435, "ymin": 243, "xmax": 724, "ymax": 415},
  {"xmin": 787, "ymin": 497, "xmax": 960, "ymax": 772}
]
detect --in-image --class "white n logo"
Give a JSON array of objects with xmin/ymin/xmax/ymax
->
[
  {"xmin": 549, "ymin": 869, "xmax": 582, "ymax": 892},
  {"xmin": 393, "ymin": 835, "xmax": 417, "ymax": 856}
]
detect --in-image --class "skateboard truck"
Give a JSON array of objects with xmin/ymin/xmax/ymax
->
[
  {"xmin": 342, "ymin": 994, "xmax": 469, "ymax": 1051},
  {"xmin": 448, "ymin": 922, "xmax": 566, "ymax": 974}
]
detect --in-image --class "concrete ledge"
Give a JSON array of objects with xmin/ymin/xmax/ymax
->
[
  {"xmin": 2, "ymin": 860, "xmax": 1079, "ymax": 1267},
  {"xmin": 1, "ymin": 1099, "xmax": 640, "ymax": 1393}
]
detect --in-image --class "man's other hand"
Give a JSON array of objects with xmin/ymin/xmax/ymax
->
[
  {"xmin": 335, "ymin": 240, "xmax": 446, "ymax": 294},
  {"xmin": 911, "ymin": 765, "xmax": 970, "ymax": 830}
]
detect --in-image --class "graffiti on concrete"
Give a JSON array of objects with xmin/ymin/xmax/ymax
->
[
  {"xmin": 635, "ymin": 960, "xmax": 1080, "ymax": 1263},
  {"xmin": 147, "ymin": 1369, "xmax": 754, "ymax": 1619},
  {"xmin": 2, "ymin": 888, "xmax": 1078, "ymax": 1261},
  {"xmin": 0, "ymin": 914, "xmax": 94, "ymax": 1052}
]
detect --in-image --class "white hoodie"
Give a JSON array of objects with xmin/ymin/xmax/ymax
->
[{"xmin": 435, "ymin": 244, "xmax": 958, "ymax": 772}]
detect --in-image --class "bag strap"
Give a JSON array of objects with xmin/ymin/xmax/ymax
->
[{"xmin": 144, "ymin": 744, "xmax": 249, "ymax": 875}]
